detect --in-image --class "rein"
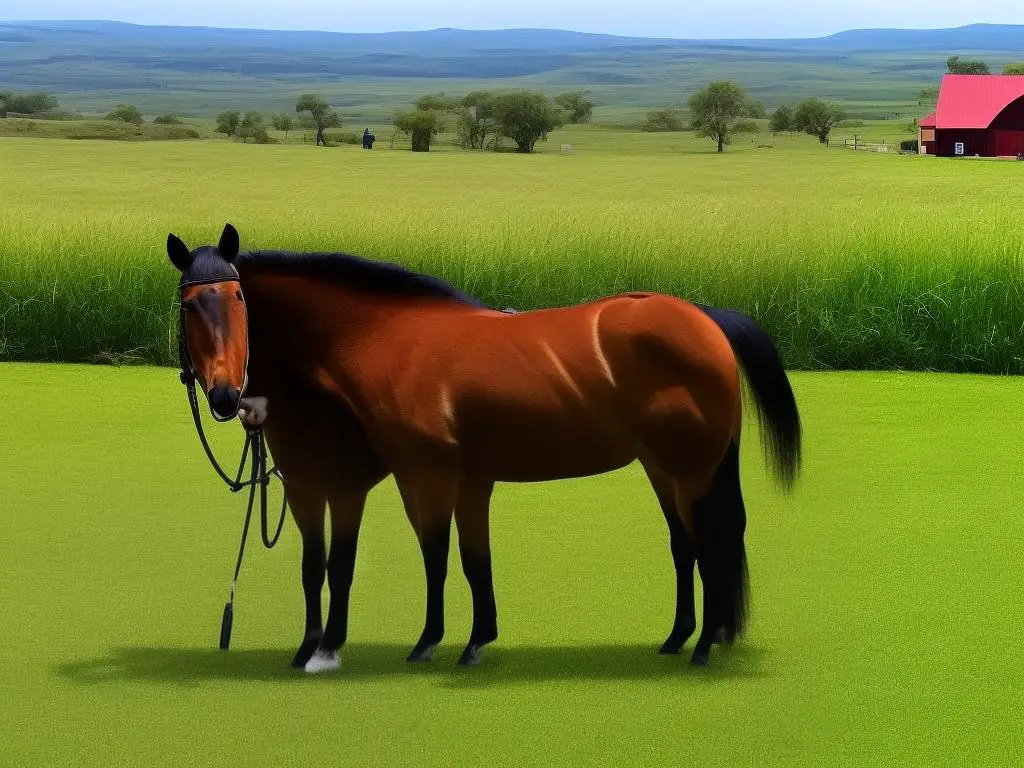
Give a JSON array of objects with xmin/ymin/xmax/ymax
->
[{"xmin": 178, "ymin": 274, "xmax": 288, "ymax": 650}]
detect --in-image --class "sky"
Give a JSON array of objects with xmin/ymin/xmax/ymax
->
[{"xmin": 1, "ymin": 1, "xmax": 1023, "ymax": 39}]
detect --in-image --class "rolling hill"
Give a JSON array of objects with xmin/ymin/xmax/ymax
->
[{"xmin": 1, "ymin": 20, "xmax": 1021, "ymax": 120}]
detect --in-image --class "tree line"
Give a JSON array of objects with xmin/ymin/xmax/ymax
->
[
  {"xmin": 390, "ymin": 90, "xmax": 593, "ymax": 152},
  {"xmin": 210, "ymin": 90, "xmax": 592, "ymax": 152},
  {"xmin": 640, "ymin": 81, "xmax": 846, "ymax": 151},
  {"xmin": 0, "ymin": 90, "xmax": 59, "ymax": 117}
]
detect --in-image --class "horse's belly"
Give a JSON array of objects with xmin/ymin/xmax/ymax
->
[{"xmin": 458, "ymin": 425, "xmax": 634, "ymax": 482}]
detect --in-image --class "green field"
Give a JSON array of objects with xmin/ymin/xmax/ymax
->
[
  {"xmin": 2, "ymin": 363, "xmax": 1021, "ymax": 766},
  {"xmin": 3, "ymin": 127, "xmax": 1024, "ymax": 373}
]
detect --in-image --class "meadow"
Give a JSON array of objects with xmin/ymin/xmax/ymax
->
[
  {"xmin": 3, "ymin": 363, "xmax": 1022, "ymax": 766},
  {"xmin": 3, "ymin": 124, "xmax": 1024, "ymax": 373}
]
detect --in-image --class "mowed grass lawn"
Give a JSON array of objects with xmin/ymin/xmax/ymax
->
[
  {"xmin": 2, "ymin": 363, "xmax": 1021, "ymax": 766},
  {"xmin": 3, "ymin": 129, "xmax": 1024, "ymax": 372}
]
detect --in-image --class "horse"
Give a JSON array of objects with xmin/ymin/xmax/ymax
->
[{"xmin": 167, "ymin": 223, "xmax": 801, "ymax": 672}]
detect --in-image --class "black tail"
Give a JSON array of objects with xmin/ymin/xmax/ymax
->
[{"xmin": 695, "ymin": 304, "xmax": 802, "ymax": 492}]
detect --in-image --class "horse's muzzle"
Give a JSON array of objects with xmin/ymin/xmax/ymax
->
[{"xmin": 209, "ymin": 385, "xmax": 242, "ymax": 421}]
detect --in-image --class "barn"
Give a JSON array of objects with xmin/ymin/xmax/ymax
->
[{"xmin": 918, "ymin": 74, "xmax": 1024, "ymax": 158}]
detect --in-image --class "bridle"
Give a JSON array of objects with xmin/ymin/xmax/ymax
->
[{"xmin": 177, "ymin": 271, "xmax": 288, "ymax": 650}]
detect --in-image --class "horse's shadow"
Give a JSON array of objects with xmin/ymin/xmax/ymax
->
[{"xmin": 55, "ymin": 642, "xmax": 769, "ymax": 689}]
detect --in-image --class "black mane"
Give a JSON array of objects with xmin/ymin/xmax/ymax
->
[{"xmin": 234, "ymin": 250, "xmax": 490, "ymax": 308}]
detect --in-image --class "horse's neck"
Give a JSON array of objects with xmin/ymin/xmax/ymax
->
[{"xmin": 241, "ymin": 271, "xmax": 408, "ymax": 383}]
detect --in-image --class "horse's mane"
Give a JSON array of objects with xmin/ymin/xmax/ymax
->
[{"xmin": 235, "ymin": 250, "xmax": 489, "ymax": 308}]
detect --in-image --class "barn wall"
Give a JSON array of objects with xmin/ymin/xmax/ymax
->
[
  {"xmin": 989, "ymin": 95, "xmax": 1024, "ymax": 131},
  {"xmin": 994, "ymin": 131, "xmax": 1024, "ymax": 156},
  {"xmin": 935, "ymin": 129, "xmax": 994, "ymax": 157}
]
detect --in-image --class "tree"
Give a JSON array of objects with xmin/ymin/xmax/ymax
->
[
  {"xmin": 105, "ymin": 104, "xmax": 144, "ymax": 125},
  {"xmin": 415, "ymin": 93, "xmax": 459, "ymax": 112},
  {"xmin": 918, "ymin": 87, "xmax": 940, "ymax": 107},
  {"xmin": 946, "ymin": 55, "xmax": 989, "ymax": 75},
  {"xmin": 271, "ymin": 112, "xmax": 295, "ymax": 139},
  {"xmin": 554, "ymin": 91, "xmax": 594, "ymax": 124},
  {"xmin": 153, "ymin": 114, "xmax": 182, "ymax": 124},
  {"xmin": 490, "ymin": 91, "xmax": 566, "ymax": 153},
  {"xmin": 641, "ymin": 108, "xmax": 685, "ymax": 132},
  {"xmin": 688, "ymin": 80, "xmax": 762, "ymax": 152},
  {"xmin": 792, "ymin": 98, "xmax": 847, "ymax": 144},
  {"xmin": 296, "ymin": 94, "xmax": 341, "ymax": 146},
  {"xmin": 215, "ymin": 110, "xmax": 241, "ymax": 138},
  {"xmin": 393, "ymin": 109, "xmax": 444, "ymax": 152},
  {"xmin": 745, "ymin": 98, "xmax": 767, "ymax": 120},
  {"xmin": 238, "ymin": 110, "xmax": 265, "ymax": 142},
  {"xmin": 769, "ymin": 105, "xmax": 793, "ymax": 133},
  {"xmin": 1004, "ymin": 62, "xmax": 1024, "ymax": 75},
  {"xmin": 1, "ymin": 91, "xmax": 58, "ymax": 117},
  {"xmin": 457, "ymin": 91, "xmax": 497, "ymax": 149}
]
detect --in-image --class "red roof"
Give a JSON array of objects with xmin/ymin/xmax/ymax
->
[
  {"xmin": 919, "ymin": 111, "xmax": 936, "ymax": 128},
  {"xmin": 935, "ymin": 74, "xmax": 1024, "ymax": 129}
]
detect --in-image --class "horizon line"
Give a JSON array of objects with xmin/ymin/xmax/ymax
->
[{"xmin": 1, "ymin": 18, "xmax": 1022, "ymax": 43}]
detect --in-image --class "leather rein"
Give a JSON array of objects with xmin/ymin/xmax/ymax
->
[{"xmin": 178, "ymin": 273, "xmax": 288, "ymax": 650}]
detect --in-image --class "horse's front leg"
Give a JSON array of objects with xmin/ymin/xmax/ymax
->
[
  {"xmin": 303, "ymin": 487, "xmax": 369, "ymax": 674},
  {"xmin": 287, "ymin": 486, "xmax": 328, "ymax": 668}
]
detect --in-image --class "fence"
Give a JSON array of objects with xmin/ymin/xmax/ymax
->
[{"xmin": 835, "ymin": 136, "xmax": 899, "ymax": 153}]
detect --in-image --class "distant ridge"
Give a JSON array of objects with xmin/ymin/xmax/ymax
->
[
  {"xmin": 1, "ymin": 19, "xmax": 1023, "ymax": 52},
  {"xmin": 2, "ymin": 19, "xmax": 1022, "ymax": 117}
]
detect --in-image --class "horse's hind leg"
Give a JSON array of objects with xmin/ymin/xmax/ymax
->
[
  {"xmin": 689, "ymin": 441, "xmax": 748, "ymax": 668},
  {"xmin": 287, "ymin": 484, "xmax": 328, "ymax": 669},
  {"xmin": 396, "ymin": 470, "xmax": 459, "ymax": 663},
  {"xmin": 642, "ymin": 462, "xmax": 697, "ymax": 655},
  {"xmin": 454, "ymin": 479, "xmax": 498, "ymax": 666}
]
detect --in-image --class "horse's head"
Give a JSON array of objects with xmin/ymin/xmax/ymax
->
[{"xmin": 167, "ymin": 223, "xmax": 249, "ymax": 422}]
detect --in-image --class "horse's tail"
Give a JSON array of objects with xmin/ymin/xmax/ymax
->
[{"xmin": 695, "ymin": 303, "xmax": 802, "ymax": 492}]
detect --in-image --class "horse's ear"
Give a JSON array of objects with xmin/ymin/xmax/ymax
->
[
  {"xmin": 218, "ymin": 223, "xmax": 240, "ymax": 262},
  {"xmin": 167, "ymin": 234, "xmax": 193, "ymax": 272}
]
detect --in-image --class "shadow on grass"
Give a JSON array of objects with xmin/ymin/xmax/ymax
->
[{"xmin": 55, "ymin": 642, "xmax": 769, "ymax": 689}]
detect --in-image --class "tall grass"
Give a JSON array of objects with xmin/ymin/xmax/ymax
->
[{"xmin": 3, "ymin": 129, "xmax": 1024, "ymax": 372}]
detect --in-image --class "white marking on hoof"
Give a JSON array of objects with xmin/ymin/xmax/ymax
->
[
  {"xmin": 304, "ymin": 649, "xmax": 339, "ymax": 674},
  {"xmin": 462, "ymin": 646, "xmax": 482, "ymax": 667}
]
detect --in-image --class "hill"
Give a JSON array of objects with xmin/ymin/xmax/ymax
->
[{"xmin": 2, "ymin": 21, "xmax": 1022, "ymax": 120}]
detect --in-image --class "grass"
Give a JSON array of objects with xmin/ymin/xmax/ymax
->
[
  {"xmin": 3, "ymin": 127, "xmax": 1024, "ymax": 373},
  {"xmin": 0, "ymin": 117, "xmax": 201, "ymax": 141},
  {"xmin": 2, "ymin": 362, "xmax": 1022, "ymax": 766}
]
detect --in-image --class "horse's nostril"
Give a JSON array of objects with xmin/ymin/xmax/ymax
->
[{"xmin": 209, "ymin": 385, "xmax": 241, "ymax": 419}]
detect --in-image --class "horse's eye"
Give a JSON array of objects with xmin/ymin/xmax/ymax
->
[
  {"xmin": 235, "ymin": 290, "xmax": 244, "ymax": 302},
  {"xmin": 181, "ymin": 300, "xmax": 197, "ymax": 312}
]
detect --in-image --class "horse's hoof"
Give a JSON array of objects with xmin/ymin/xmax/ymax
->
[
  {"xmin": 457, "ymin": 645, "xmax": 483, "ymax": 667},
  {"xmin": 291, "ymin": 632, "xmax": 323, "ymax": 668},
  {"xmin": 658, "ymin": 625, "xmax": 695, "ymax": 655},
  {"xmin": 406, "ymin": 644, "xmax": 437, "ymax": 663},
  {"xmin": 304, "ymin": 649, "xmax": 339, "ymax": 674},
  {"xmin": 714, "ymin": 627, "xmax": 728, "ymax": 645},
  {"xmin": 690, "ymin": 650, "xmax": 710, "ymax": 667}
]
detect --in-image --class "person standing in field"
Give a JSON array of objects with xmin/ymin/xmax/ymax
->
[{"xmin": 362, "ymin": 128, "xmax": 376, "ymax": 150}]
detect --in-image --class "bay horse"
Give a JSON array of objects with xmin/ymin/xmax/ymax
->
[{"xmin": 168, "ymin": 223, "xmax": 801, "ymax": 672}]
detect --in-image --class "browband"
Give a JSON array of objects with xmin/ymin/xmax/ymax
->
[{"xmin": 180, "ymin": 275, "xmax": 241, "ymax": 289}]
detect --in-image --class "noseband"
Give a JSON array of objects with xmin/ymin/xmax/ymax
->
[{"xmin": 176, "ymin": 271, "xmax": 287, "ymax": 651}]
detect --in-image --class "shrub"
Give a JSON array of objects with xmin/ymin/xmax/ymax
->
[{"xmin": 641, "ymin": 109, "xmax": 685, "ymax": 132}]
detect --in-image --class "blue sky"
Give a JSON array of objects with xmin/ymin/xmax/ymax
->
[{"xmin": 2, "ymin": 1, "xmax": 1023, "ymax": 38}]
